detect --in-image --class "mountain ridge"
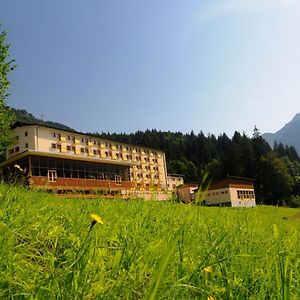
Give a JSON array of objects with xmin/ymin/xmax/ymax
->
[{"xmin": 263, "ymin": 113, "xmax": 300, "ymax": 154}]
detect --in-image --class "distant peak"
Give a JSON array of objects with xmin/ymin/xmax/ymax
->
[{"xmin": 291, "ymin": 113, "xmax": 300, "ymax": 122}]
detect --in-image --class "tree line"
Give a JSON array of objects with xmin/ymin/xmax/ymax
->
[{"xmin": 96, "ymin": 127, "xmax": 300, "ymax": 207}]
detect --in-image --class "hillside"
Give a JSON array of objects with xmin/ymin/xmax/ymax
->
[
  {"xmin": 263, "ymin": 113, "xmax": 300, "ymax": 154},
  {"xmin": 9, "ymin": 107, "xmax": 75, "ymax": 131}
]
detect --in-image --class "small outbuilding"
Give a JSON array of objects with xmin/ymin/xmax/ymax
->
[
  {"xmin": 177, "ymin": 182, "xmax": 199, "ymax": 203},
  {"xmin": 200, "ymin": 176, "xmax": 256, "ymax": 207}
]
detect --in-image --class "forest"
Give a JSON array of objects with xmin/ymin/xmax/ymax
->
[{"xmin": 96, "ymin": 127, "xmax": 300, "ymax": 207}]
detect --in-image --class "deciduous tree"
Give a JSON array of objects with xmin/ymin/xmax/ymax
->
[{"xmin": 0, "ymin": 27, "xmax": 16, "ymax": 160}]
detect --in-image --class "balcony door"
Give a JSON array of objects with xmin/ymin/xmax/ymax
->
[{"xmin": 48, "ymin": 170, "xmax": 57, "ymax": 182}]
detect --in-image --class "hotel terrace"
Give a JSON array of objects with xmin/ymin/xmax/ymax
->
[{"xmin": 0, "ymin": 122, "xmax": 178, "ymax": 199}]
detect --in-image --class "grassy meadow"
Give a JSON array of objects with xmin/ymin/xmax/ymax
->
[{"xmin": 0, "ymin": 184, "xmax": 299, "ymax": 299}]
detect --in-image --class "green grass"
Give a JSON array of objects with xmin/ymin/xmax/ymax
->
[{"xmin": 0, "ymin": 184, "xmax": 299, "ymax": 299}]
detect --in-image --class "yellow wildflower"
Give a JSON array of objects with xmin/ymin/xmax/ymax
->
[
  {"xmin": 91, "ymin": 213, "xmax": 104, "ymax": 227},
  {"xmin": 14, "ymin": 164, "xmax": 23, "ymax": 172},
  {"xmin": 207, "ymin": 297, "xmax": 214, "ymax": 300},
  {"xmin": 203, "ymin": 266, "xmax": 212, "ymax": 273}
]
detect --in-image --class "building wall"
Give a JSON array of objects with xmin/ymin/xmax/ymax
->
[
  {"xmin": 167, "ymin": 175, "xmax": 184, "ymax": 190},
  {"xmin": 205, "ymin": 186, "xmax": 256, "ymax": 207},
  {"xmin": 6, "ymin": 124, "xmax": 168, "ymax": 190},
  {"xmin": 205, "ymin": 187, "xmax": 232, "ymax": 205},
  {"xmin": 229, "ymin": 187, "xmax": 256, "ymax": 207},
  {"xmin": 7, "ymin": 125, "xmax": 36, "ymax": 157},
  {"xmin": 177, "ymin": 186, "xmax": 198, "ymax": 203},
  {"xmin": 30, "ymin": 176, "xmax": 134, "ymax": 191}
]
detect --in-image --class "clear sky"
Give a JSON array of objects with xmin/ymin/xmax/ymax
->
[{"xmin": 1, "ymin": 0, "xmax": 300, "ymax": 136}]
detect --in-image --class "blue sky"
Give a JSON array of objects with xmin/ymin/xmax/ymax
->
[{"xmin": 1, "ymin": 0, "xmax": 300, "ymax": 136}]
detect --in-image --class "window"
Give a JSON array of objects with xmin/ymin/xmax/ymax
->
[
  {"xmin": 25, "ymin": 131, "xmax": 28, "ymax": 137},
  {"xmin": 15, "ymin": 147, "xmax": 20, "ymax": 152},
  {"xmin": 72, "ymin": 146, "xmax": 76, "ymax": 151},
  {"xmin": 57, "ymin": 144, "xmax": 62, "ymax": 151},
  {"xmin": 237, "ymin": 190, "xmax": 254, "ymax": 199},
  {"xmin": 48, "ymin": 170, "xmax": 57, "ymax": 182},
  {"xmin": 115, "ymin": 175, "xmax": 121, "ymax": 185},
  {"xmin": 80, "ymin": 147, "xmax": 84, "ymax": 153},
  {"xmin": 67, "ymin": 146, "xmax": 71, "ymax": 151},
  {"xmin": 93, "ymin": 150, "xmax": 97, "ymax": 155},
  {"xmin": 51, "ymin": 143, "xmax": 56, "ymax": 149},
  {"xmin": 67, "ymin": 136, "xmax": 71, "ymax": 141},
  {"xmin": 25, "ymin": 143, "xmax": 28, "ymax": 148},
  {"xmin": 53, "ymin": 133, "xmax": 57, "ymax": 138}
]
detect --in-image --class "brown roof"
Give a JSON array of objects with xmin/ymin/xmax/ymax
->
[{"xmin": 208, "ymin": 176, "xmax": 254, "ymax": 190}]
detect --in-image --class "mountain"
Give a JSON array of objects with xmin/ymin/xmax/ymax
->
[
  {"xmin": 9, "ymin": 107, "xmax": 75, "ymax": 131},
  {"xmin": 263, "ymin": 113, "xmax": 300, "ymax": 154}
]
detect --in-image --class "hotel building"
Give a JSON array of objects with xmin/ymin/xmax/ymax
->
[{"xmin": 0, "ymin": 122, "xmax": 170, "ymax": 198}]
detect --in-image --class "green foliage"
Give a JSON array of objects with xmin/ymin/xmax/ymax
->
[
  {"xmin": 96, "ymin": 127, "xmax": 300, "ymax": 205},
  {"xmin": 258, "ymin": 153, "xmax": 293, "ymax": 205},
  {"xmin": 274, "ymin": 141, "xmax": 300, "ymax": 162},
  {"xmin": 288, "ymin": 195, "xmax": 300, "ymax": 208},
  {"xmin": 0, "ymin": 28, "xmax": 16, "ymax": 161},
  {"xmin": 0, "ymin": 185, "xmax": 300, "ymax": 299}
]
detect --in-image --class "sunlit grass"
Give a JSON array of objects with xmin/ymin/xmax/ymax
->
[{"xmin": 0, "ymin": 184, "xmax": 299, "ymax": 299}]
